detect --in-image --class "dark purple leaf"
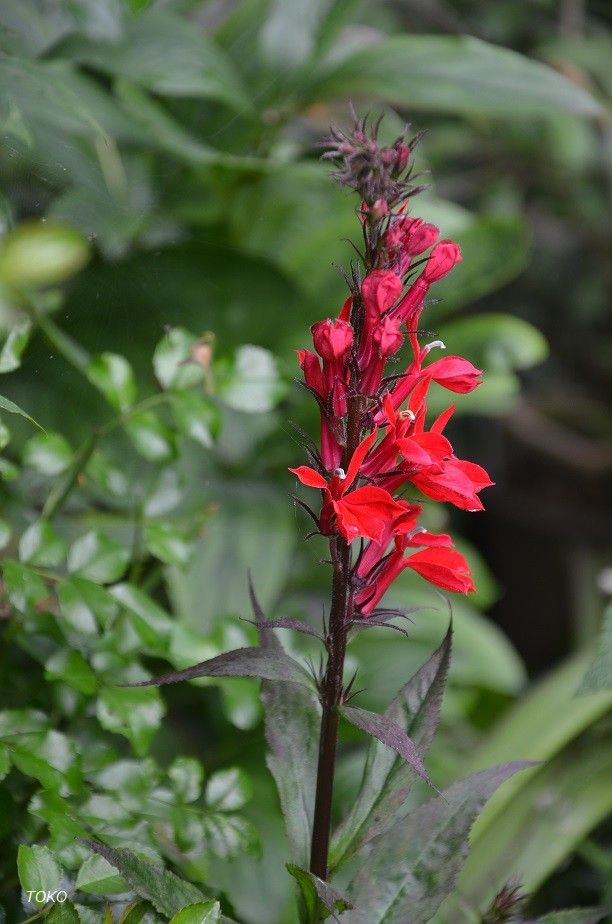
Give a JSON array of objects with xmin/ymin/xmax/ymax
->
[
  {"xmin": 121, "ymin": 646, "xmax": 313, "ymax": 688},
  {"xmin": 247, "ymin": 617, "xmax": 323, "ymax": 641},
  {"xmin": 340, "ymin": 704, "xmax": 433, "ymax": 788}
]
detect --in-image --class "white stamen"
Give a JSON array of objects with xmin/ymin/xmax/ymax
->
[
  {"xmin": 399, "ymin": 409, "xmax": 416, "ymax": 421},
  {"xmin": 423, "ymin": 340, "xmax": 446, "ymax": 354},
  {"xmin": 407, "ymin": 526, "xmax": 427, "ymax": 540},
  {"xmin": 333, "ymin": 467, "xmax": 347, "ymax": 480}
]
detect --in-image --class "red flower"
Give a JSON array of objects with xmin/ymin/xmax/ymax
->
[
  {"xmin": 311, "ymin": 319, "xmax": 353, "ymax": 361},
  {"xmin": 423, "ymin": 240, "xmax": 462, "ymax": 282},
  {"xmin": 426, "ymin": 355, "xmax": 483, "ymax": 393},
  {"xmin": 289, "ymin": 430, "xmax": 407, "ymax": 543}
]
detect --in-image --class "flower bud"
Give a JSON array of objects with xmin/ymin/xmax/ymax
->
[
  {"xmin": 373, "ymin": 316, "xmax": 403, "ymax": 357},
  {"xmin": 370, "ymin": 198, "xmax": 389, "ymax": 220},
  {"xmin": 394, "ymin": 141, "xmax": 410, "ymax": 173},
  {"xmin": 361, "ymin": 270, "xmax": 403, "ymax": 319},
  {"xmin": 423, "ymin": 240, "xmax": 462, "ymax": 282},
  {"xmin": 311, "ymin": 318, "xmax": 353, "ymax": 361},
  {"xmin": 426, "ymin": 355, "xmax": 482, "ymax": 393}
]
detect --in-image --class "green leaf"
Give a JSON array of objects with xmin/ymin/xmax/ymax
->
[
  {"xmin": 153, "ymin": 327, "xmax": 203, "ymax": 390},
  {"xmin": 46, "ymin": 900, "xmax": 80, "ymax": 924},
  {"xmin": 286, "ymin": 864, "xmax": 352, "ymax": 920},
  {"xmin": 144, "ymin": 520, "xmax": 193, "ymax": 568},
  {"xmin": 306, "ymin": 35, "xmax": 602, "ymax": 117},
  {"xmin": 58, "ymin": 577, "xmax": 118, "ymax": 635},
  {"xmin": 76, "ymin": 854, "xmax": 128, "ymax": 895},
  {"xmin": 19, "ymin": 520, "xmax": 66, "ymax": 567},
  {"xmin": 169, "ymin": 902, "xmax": 221, "ymax": 924},
  {"xmin": 67, "ymin": 530, "xmax": 130, "ymax": 583},
  {"xmin": 23, "ymin": 432, "xmax": 73, "ymax": 475},
  {"xmin": 169, "ymin": 756, "xmax": 203, "ymax": 804},
  {"xmin": 259, "ymin": 0, "xmax": 333, "ymax": 70},
  {"xmin": 1, "ymin": 559, "xmax": 47, "ymax": 611},
  {"xmin": 0, "ymin": 393, "xmax": 44, "ymax": 429},
  {"xmin": 0, "ymin": 222, "xmax": 89, "ymax": 287},
  {"xmin": 437, "ymin": 314, "xmax": 549, "ymax": 373},
  {"xmin": 258, "ymin": 601, "xmax": 321, "ymax": 867},
  {"xmin": 86, "ymin": 352, "xmax": 136, "ymax": 411},
  {"xmin": 97, "ymin": 686, "xmax": 165, "ymax": 756},
  {"xmin": 0, "ymin": 517, "xmax": 11, "ymax": 549},
  {"xmin": 201, "ymin": 813, "xmax": 258, "ymax": 860},
  {"xmin": 125, "ymin": 409, "xmax": 175, "ymax": 462},
  {"xmin": 0, "ymin": 320, "xmax": 31, "ymax": 373},
  {"xmin": 64, "ymin": 9, "xmax": 250, "ymax": 111},
  {"xmin": 579, "ymin": 604, "xmax": 612, "ymax": 693},
  {"xmin": 12, "ymin": 728, "xmax": 80, "ymax": 792},
  {"xmin": 109, "ymin": 582, "xmax": 173, "ymax": 651},
  {"xmin": 171, "ymin": 391, "xmax": 221, "ymax": 448},
  {"xmin": 45, "ymin": 649, "xmax": 97, "ymax": 695},
  {"xmin": 215, "ymin": 345, "xmax": 287, "ymax": 413},
  {"xmin": 331, "ymin": 626, "xmax": 452, "ymax": 869},
  {"xmin": 0, "ymin": 744, "xmax": 10, "ymax": 782},
  {"xmin": 86, "ymin": 841, "xmax": 206, "ymax": 917},
  {"xmin": 534, "ymin": 910, "xmax": 607, "ymax": 924},
  {"xmin": 205, "ymin": 768, "xmax": 252, "ymax": 811},
  {"xmin": 17, "ymin": 845, "xmax": 63, "ymax": 904},
  {"xmin": 346, "ymin": 763, "xmax": 531, "ymax": 924}
]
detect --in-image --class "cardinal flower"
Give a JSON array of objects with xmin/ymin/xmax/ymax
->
[{"xmin": 289, "ymin": 430, "xmax": 407, "ymax": 543}]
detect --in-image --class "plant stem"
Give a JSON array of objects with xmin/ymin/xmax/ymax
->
[{"xmin": 309, "ymin": 395, "xmax": 363, "ymax": 887}]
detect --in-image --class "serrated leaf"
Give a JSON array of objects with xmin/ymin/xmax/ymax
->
[
  {"xmin": 23, "ymin": 432, "xmax": 73, "ymax": 475},
  {"xmin": 87, "ymin": 352, "xmax": 136, "ymax": 411},
  {"xmin": 0, "ymin": 221, "xmax": 89, "ymax": 287},
  {"xmin": 125, "ymin": 410, "xmax": 175, "ymax": 462},
  {"xmin": 205, "ymin": 767, "xmax": 252, "ymax": 811},
  {"xmin": 12, "ymin": 728, "xmax": 80, "ymax": 792},
  {"xmin": 126, "ymin": 645, "xmax": 314, "ymax": 689},
  {"xmin": 97, "ymin": 686, "xmax": 165, "ymax": 756},
  {"xmin": 76, "ymin": 854, "xmax": 128, "ymax": 895},
  {"xmin": 1, "ymin": 559, "xmax": 47, "ymax": 611},
  {"xmin": 45, "ymin": 649, "xmax": 97, "ymax": 695},
  {"xmin": 286, "ymin": 864, "xmax": 352, "ymax": 920},
  {"xmin": 340, "ymin": 705, "xmax": 432, "ymax": 789},
  {"xmin": 0, "ymin": 320, "xmax": 31, "ymax": 373},
  {"xmin": 67, "ymin": 530, "xmax": 129, "ymax": 584},
  {"xmin": 331, "ymin": 626, "xmax": 452, "ymax": 869},
  {"xmin": 345, "ymin": 762, "xmax": 532, "ymax": 924},
  {"xmin": 169, "ymin": 756, "xmax": 203, "ymax": 804},
  {"xmin": 46, "ymin": 899, "xmax": 80, "ymax": 923},
  {"xmin": 144, "ymin": 520, "xmax": 192, "ymax": 567},
  {"xmin": 201, "ymin": 813, "xmax": 258, "ymax": 860},
  {"xmin": 58, "ymin": 577, "xmax": 117, "ymax": 635},
  {"xmin": 0, "ymin": 393, "xmax": 44, "ymax": 430},
  {"xmin": 169, "ymin": 901, "xmax": 220, "ymax": 923},
  {"xmin": 17, "ymin": 845, "xmax": 62, "ymax": 904},
  {"xmin": 579, "ymin": 605, "xmax": 612, "ymax": 693},
  {"xmin": 86, "ymin": 841, "xmax": 206, "ymax": 917},
  {"xmin": 109, "ymin": 582, "xmax": 173, "ymax": 651}
]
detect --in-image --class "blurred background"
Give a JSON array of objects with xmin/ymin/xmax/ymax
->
[{"xmin": 0, "ymin": 0, "xmax": 611, "ymax": 922}]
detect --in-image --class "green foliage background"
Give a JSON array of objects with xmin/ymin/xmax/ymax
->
[{"xmin": 0, "ymin": 0, "xmax": 611, "ymax": 921}]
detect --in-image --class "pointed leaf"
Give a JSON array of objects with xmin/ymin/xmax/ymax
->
[
  {"xmin": 340, "ymin": 705, "xmax": 432, "ymax": 788},
  {"xmin": 124, "ymin": 645, "xmax": 313, "ymax": 688},
  {"xmin": 17, "ymin": 845, "xmax": 63, "ymax": 905},
  {"xmin": 169, "ymin": 901, "xmax": 221, "ymax": 923},
  {"xmin": 346, "ymin": 762, "xmax": 533, "ymax": 924},
  {"xmin": 286, "ymin": 864, "xmax": 352, "ymax": 920},
  {"xmin": 86, "ymin": 841, "xmax": 206, "ymax": 917},
  {"xmin": 331, "ymin": 626, "xmax": 451, "ymax": 868},
  {"xmin": 578, "ymin": 604, "xmax": 612, "ymax": 694},
  {"xmin": 0, "ymin": 393, "xmax": 44, "ymax": 430}
]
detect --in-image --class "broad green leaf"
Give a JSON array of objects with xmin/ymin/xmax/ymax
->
[
  {"xmin": 23, "ymin": 432, "xmax": 73, "ymax": 475},
  {"xmin": 125, "ymin": 409, "xmax": 175, "ymax": 462},
  {"xmin": 0, "ymin": 320, "xmax": 31, "ymax": 372},
  {"xmin": 63, "ymin": 9, "xmax": 250, "ymax": 111},
  {"xmin": 86, "ymin": 352, "xmax": 136, "ymax": 411},
  {"xmin": 19, "ymin": 520, "xmax": 66, "ymax": 567},
  {"xmin": 0, "ymin": 393, "xmax": 44, "ymax": 429},
  {"xmin": 45, "ymin": 649, "xmax": 97, "ymax": 696},
  {"xmin": 171, "ymin": 391, "xmax": 221, "ymax": 448},
  {"xmin": 46, "ymin": 900, "xmax": 80, "ymax": 924},
  {"xmin": 286, "ymin": 864, "xmax": 351, "ymax": 920},
  {"xmin": 169, "ymin": 756, "xmax": 203, "ymax": 804},
  {"xmin": 206, "ymin": 768, "xmax": 252, "ymax": 811},
  {"xmin": 109, "ymin": 582, "xmax": 173, "ymax": 651},
  {"xmin": 144, "ymin": 521, "xmax": 192, "ymax": 568},
  {"xmin": 259, "ymin": 0, "xmax": 333, "ymax": 70},
  {"xmin": 453, "ymin": 741, "xmax": 612, "ymax": 915},
  {"xmin": 58, "ymin": 577, "xmax": 118, "ymax": 635},
  {"xmin": 67, "ymin": 530, "xmax": 130, "ymax": 584},
  {"xmin": 579, "ymin": 605, "xmax": 612, "ymax": 693},
  {"xmin": 437, "ymin": 314, "xmax": 549, "ymax": 373},
  {"xmin": 346, "ymin": 763, "xmax": 531, "ymax": 924},
  {"xmin": 306, "ymin": 35, "xmax": 602, "ymax": 117},
  {"xmin": 97, "ymin": 686, "xmax": 165, "ymax": 756},
  {"xmin": 215, "ymin": 345, "xmax": 287, "ymax": 413},
  {"xmin": 12, "ymin": 728, "xmax": 80, "ymax": 792},
  {"xmin": 0, "ymin": 222, "xmax": 89, "ymax": 287},
  {"xmin": 331, "ymin": 627, "xmax": 451, "ymax": 869},
  {"xmin": 17, "ymin": 845, "xmax": 62, "ymax": 903},
  {"xmin": 169, "ymin": 901, "xmax": 220, "ymax": 924},
  {"xmin": 86, "ymin": 450, "xmax": 129, "ymax": 497},
  {"xmin": 153, "ymin": 327, "xmax": 203, "ymax": 390},
  {"xmin": 86, "ymin": 842, "xmax": 206, "ymax": 917},
  {"xmin": 76, "ymin": 854, "xmax": 128, "ymax": 895},
  {"xmin": 1, "ymin": 559, "xmax": 47, "ymax": 611},
  {"xmin": 201, "ymin": 813, "xmax": 258, "ymax": 860}
]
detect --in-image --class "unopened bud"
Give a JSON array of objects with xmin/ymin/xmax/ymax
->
[{"xmin": 370, "ymin": 198, "xmax": 389, "ymax": 220}]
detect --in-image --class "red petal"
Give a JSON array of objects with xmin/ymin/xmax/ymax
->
[
  {"xmin": 334, "ymin": 486, "xmax": 405, "ymax": 543},
  {"xmin": 406, "ymin": 547, "xmax": 475, "ymax": 593},
  {"xmin": 344, "ymin": 428, "xmax": 378, "ymax": 490},
  {"xmin": 288, "ymin": 466, "xmax": 327, "ymax": 489}
]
